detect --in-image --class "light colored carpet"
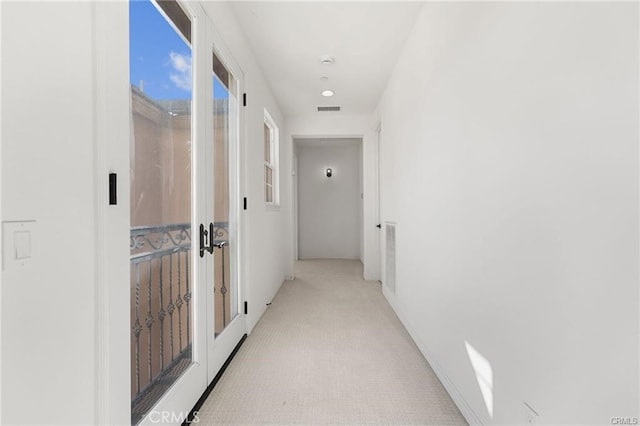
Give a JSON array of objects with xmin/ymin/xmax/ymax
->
[{"xmin": 196, "ymin": 259, "xmax": 467, "ymax": 425}]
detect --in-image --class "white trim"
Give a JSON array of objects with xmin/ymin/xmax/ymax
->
[
  {"xmin": 361, "ymin": 126, "xmax": 378, "ymax": 281},
  {"xmin": 382, "ymin": 285, "xmax": 484, "ymax": 426},
  {"xmin": 93, "ymin": 3, "xmax": 109, "ymax": 422},
  {"xmin": 0, "ymin": 1, "xmax": 4, "ymax": 421},
  {"xmin": 264, "ymin": 108, "xmax": 280, "ymax": 206},
  {"xmin": 187, "ymin": 0, "xmax": 209, "ymax": 375},
  {"xmin": 242, "ymin": 70, "xmax": 252, "ymax": 334},
  {"xmin": 374, "ymin": 123, "xmax": 382, "ymax": 283},
  {"xmin": 637, "ymin": 2, "xmax": 640, "ymax": 415},
  {"xmin": 291, "ymin": 141, "xmax": 298, "ymax": 263},
  {"xmin": 93, "ymin": 1, "xmax": 131, "ymax": 424}
]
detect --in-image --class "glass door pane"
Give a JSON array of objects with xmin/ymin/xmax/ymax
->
[
  {"xmin": 212, "ymin": 52, "xmax": 238, "ymax": 335},
  {"xmin": 129, "ymin": 1, "xmax": 193, "ymax": 423}
]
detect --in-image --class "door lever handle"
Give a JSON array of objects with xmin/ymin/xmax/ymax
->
[
  {"xmin": 376, "ymin": 224, "xmax": 382, "ymax": 229},
  {"xmin": 199, "ymin": 223, "xmax": 215, "ymax": 257}
]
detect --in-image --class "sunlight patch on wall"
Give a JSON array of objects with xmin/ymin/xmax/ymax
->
[{"xmin": 465, "ymin": 341, "xmax": 494, "ymax": 418}]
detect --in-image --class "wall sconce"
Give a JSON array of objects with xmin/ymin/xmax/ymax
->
[{"xmin": 326, "ymin": 168, "xmax": 333, "ymax": 178}]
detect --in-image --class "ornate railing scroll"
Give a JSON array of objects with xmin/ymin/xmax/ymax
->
[{"xmin": 211, "ymin": 222, "xmax": 230, "ymax": 331}]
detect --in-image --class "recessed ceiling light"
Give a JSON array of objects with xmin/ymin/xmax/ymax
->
[
  {"xmin": 320, "ymin": 76, "xmax": 329, "ymax": 81},
  {"xmin": 320, "ymin": 55, "xmax": 335, "ymax": 65},
  {"xmin": 321, "ymin": 90, "xmax": 335, "ymax": 97}
]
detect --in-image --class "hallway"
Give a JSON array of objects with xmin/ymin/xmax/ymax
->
[
  {"xmin": 196, "ymin": 260, "xmax": 466, "ymax": 424},
  {"xmin": 2, "ymin": 2, "xmax": 638, "ymax": 424}
]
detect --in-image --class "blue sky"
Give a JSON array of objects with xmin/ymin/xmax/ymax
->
[{"xmin": 130, "ymin": 0, "xmax": 228, "ymax": 100}]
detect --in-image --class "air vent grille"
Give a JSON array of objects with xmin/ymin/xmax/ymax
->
[{"xmin": 317, "ymin": 106, "xmax": 341, "ymax": 112}]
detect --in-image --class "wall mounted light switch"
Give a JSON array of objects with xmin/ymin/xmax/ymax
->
[
  {"xmin": 2, "ymin": 221, "xmax": 36, "ymax": 272},
  {"xmin": 14, "ymin": 230, "xmax": 31, "ymax": 260}
]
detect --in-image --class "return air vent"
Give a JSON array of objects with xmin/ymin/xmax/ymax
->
[
  {"xmin": 317, "ymin": 106, "xmax": 341, "ymax": 112},
  {"xmin": 385, "ymin": 222, "xmax": 396, "ymax": 294}
]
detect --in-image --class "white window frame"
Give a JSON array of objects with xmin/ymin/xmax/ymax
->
[{"xmin": 263, "ymin": 109, "xmax": 279, "ymax": 207}]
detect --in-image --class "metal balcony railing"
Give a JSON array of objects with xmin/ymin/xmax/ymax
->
[
  {"xmin": 130, "ymin": 223, "xmax": 191, "ymax": 424},
  {"xmin": 129, "ymin": 222, "xmax": 229, "ymax": 424}
]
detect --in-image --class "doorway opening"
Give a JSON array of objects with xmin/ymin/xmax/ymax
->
[{"xmin": 293, "ymin": 138, "xmax": 364, "ymax": 262}]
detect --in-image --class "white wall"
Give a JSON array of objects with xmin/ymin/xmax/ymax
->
[
  {"xmin": 1, "ymin": 2, "xmax": 98, "ymax": 423},
  {"xmin": 285, "ymin": 115, "xmax": 378, "ymax": 279},
  {"xmin": 297, "ymin": 139, "xmax": 362, "ymax": 260},
  {"xmin": 375, "ymin": 2, "xmax": 639, "ymax": 424}
]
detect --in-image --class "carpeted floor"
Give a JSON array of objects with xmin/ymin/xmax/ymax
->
[{"xmin": 196, "ymin": 259, "xmax": 467, "ymax": 425}]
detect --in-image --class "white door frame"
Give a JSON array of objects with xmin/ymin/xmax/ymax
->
[
  {"xmin": 292, "ymin": 135, "xmax": 365, "ymax": 263},
  {"xmin": 0, "ymin": 3, "xmax": 4, "ymax": 422},
  {"xmin": 290, "ymin": 129, "xmax": 379, "ymax": 280},
  {"xmin": 93, "ymin": 2, "xmax": 133, "ymax": 424},
  {"xmin": 374, "ymin": 123, "xmax": 383, "ymax": 283}
]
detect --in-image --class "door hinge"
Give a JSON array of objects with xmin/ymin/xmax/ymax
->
[
  {"xmin": 243, "ymin": 197, "xmax": 247, "ymax": 210},
  {"xmin": 108, "ymin": 173, "xmax": 117, "ymax": 205},
  {"xmin": 244, "ymin": 301, "xmax": 248, "ymax": 315},
  {"xmin": 243, "ymin": 93, "xmax": 247, "ymax": 107}
]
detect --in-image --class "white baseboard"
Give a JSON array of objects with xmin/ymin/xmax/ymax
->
[{"xmin": 382, "ymin": 286, "xmax": 484, "ymax": 426}]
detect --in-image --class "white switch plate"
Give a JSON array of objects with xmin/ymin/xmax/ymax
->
[
  {"xmin": 2, "ymin": 221, "xmax": 36, "ymax": 272},
  {"xmin": 14, "ymin": 231, "xmax": 31, "ymax": 260}
]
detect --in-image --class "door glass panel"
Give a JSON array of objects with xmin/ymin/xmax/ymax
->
[
  {"xmin": 129, "ymin": 1, "xmax": 192, "ymax": 423},
  {"xmin": 213, "ymin": 52, "xmax": 238, "ymax": 335}
]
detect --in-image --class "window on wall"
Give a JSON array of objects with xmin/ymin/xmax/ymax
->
[{"xmin": 264, "ymin": 110, "xmax": 279, "ymax": 205}]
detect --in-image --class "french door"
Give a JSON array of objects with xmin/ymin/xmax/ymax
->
[
  {"xmin": 206, "ymin": 46, "xmax": 246, "ymax": 382},
  {"xmin": 128, "ymin": 1, "xmax": 245, "ymax": 424}
]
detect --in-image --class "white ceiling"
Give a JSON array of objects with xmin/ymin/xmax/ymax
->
[{"xmin": 230, "ymin": 2, "xmax": 423, "ymax": 117}]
